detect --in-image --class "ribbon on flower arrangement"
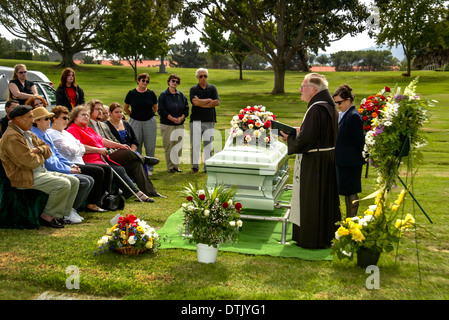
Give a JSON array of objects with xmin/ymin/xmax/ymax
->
[{"xmin": 118, "ymin": 214, "xmax": 138, "ymax": 229}]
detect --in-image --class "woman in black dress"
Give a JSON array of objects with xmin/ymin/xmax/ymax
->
[
  {"xmin": 55, "ymin": 67, "xmax": 85, "ymax": 111},
  {"xmin": 333, "ymin": 84, "xmax": 365, "ymax": 217}
]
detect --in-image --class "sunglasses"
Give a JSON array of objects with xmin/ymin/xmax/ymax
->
[
  {"xmin": 141, "ymin": 79, "xmax": 150, "ymax": 83},
  {"xmin": 334, "ymin": 100, "xmax": 346, "ymax": 105},
  {"xmin": 18, "ymin": 71, "xmax": 27, "ymax": 74},
  {"xmin": 60, "ymin": 116, "xmax": 69, "ymax": 120},
  {"xmin": 199, "ymin": 75, "xmax": 208, "ymax": 79},
  {"xmin": 171, "ymin": 79, "xmax": 180, "ymax": 84}
]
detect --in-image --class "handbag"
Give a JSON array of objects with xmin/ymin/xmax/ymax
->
[{"xmin": 102, "ymin": 188, "xmax": 125, "ymax": 211}]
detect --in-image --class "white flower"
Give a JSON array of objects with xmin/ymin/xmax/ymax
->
[
  {"xmin": 98, "ymin": 236, "xmax": 109, "ymax": 246},
  {"xmin": 335, "ymin": 231, "xmax": 340, "ymax": 240},
  {"xmin": 204, "ymin": 209, "xmax": 210, "ymax": 217},
  {"xmin": 237, "ymin": 220, "xmax": 243, "ymax": 227},
  {"xmin": 229, "ymin": 221, "xmax": 236, "ymax": 227},
  {"xmin": 197, "ymin": 189, "xmax": 205, "ymax": 195},
  {"xmin": 128, "ymin": 236, "xmax": 136, "ymax": 245},
  {"xmin": 342, "ymin": 250, "xmax": 352, "ymax": 257},
  {"xmin": 236, "ymin": 129, "xmax": 243, "ymax": 136},
  {"xmin": 254, "ymin": 129, "xmax": 261, "ymax": 138}
]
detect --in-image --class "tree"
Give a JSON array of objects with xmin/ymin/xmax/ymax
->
[
  {"xmin": 201, "ymin": 10, "xmax": 253, "ymax": 79},
  {"xmin": 0, "ymin": 0, "xmax": 107, "ymax": 68},
  {"xmin": 373, "ymin": 0, "xmax": 447, "ymax": 76},
  {"xmin": 171, "ymin": 39, "xmax": 207, "ymax": 68},
  {"xmin": 316, "ymin": 54, "xmax": 330, "ymax": 66},
  {"xmin": 181, "ymin": 0, "xmax": 368, "ymax": 93},
  {"xmin": 96, "ymin": 0, "xmax": 179, "ymax": 80}
]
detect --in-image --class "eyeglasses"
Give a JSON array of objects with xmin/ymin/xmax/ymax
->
[
  {"xmin": 334, "ymin": 99, "xmax": 347, "ymax": 105},
  {"xmin": 141, "ymin": 79, "xmax": 150, "ymax": 83},
  {"xmin": 18, "ymin": 71, "xmax": 27, "ymax": 74},
  {"xmin": 198, "ymin": 75, "xmax": 208, "ymax": 79}
]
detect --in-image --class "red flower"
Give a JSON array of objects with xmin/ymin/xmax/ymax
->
[
  {"xmin": 238, "ymin": 114, "xmax": 245, "ymax": 120},
  {"xmin": 264, "ymin": 120, "xmax": 271, "ymax": 128},
  {"xmin": 186, "ymin": 196, "xmax": 193, "ymax": 201},
  {"xmin": 222, "ymin": 202, "xmax": 229, "ymax": 209},
  {"xmin": 363, "ymin": 116, "xmax": 369, "ymax": 121},
  {"xmin": 199, "ymin": 194, "xmax": 206, "ymax": 201},
  {"xmin": 235, "ymin": 203, "xmax": 242, "ymax": 212},
  {"xmin": 384, "ymin": 86, "xmax": 391, "ymax": 92}
]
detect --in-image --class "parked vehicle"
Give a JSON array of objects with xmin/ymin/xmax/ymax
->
[{"xmin": 0, "ymin": 66, "xmax": 56, "ymax": 118}]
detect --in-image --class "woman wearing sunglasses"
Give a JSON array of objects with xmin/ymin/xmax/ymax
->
[
  {"xmin": 157, "ymin": 74, "xmax": 189, "ymax": 173},
  {"xmin": 124, "ymin": 73, "xmax": 158, "ymax": 175},
  {"xmin": 8, "ymin": 64, "xmax": 38, "ymax": 105},
  {"xmin": 333, "ymin": 84, "xmax": 365, "ymax": 218},
  {"xmin": 48, "ymin": 105, "xmax": 110, "ymax": 213}
]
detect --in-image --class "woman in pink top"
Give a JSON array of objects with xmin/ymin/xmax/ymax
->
[{"xmin": 67, "ymin": 106, "xmax": 154, "ymax": 202}]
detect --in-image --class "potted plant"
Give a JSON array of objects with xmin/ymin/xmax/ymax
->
[
  {"xmin": 332, "ymin": 189, "xmax": 415, "ymax": 267},
  {"xmin": 96, "ymin": 214, "xmax": 160, "ymax": 255},
  {"xmin": 180, "ymin": 183, "xmax": 243, "ymax": 263}
]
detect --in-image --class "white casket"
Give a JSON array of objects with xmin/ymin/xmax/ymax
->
[{"xmin": 205, "ymin": 138, "xmax": 289, "ymax": 211}]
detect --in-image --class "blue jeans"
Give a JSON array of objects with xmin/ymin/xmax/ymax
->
[{"xmin": 129, "ymin": 117, "xmax": 157, "ymax": 171}]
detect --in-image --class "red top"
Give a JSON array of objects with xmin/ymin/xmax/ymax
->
[
  {"xmin": 66, "ymin": 87, "xmax": 76, "ymax": 108},
  {"xmin": 66, "ymin": 123, "xmax": 105, "ymax": 164}
]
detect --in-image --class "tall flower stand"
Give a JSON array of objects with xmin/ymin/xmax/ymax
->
[{"xmin": 196, "ymin": 243, "xmax": 219, "ymax": 264}]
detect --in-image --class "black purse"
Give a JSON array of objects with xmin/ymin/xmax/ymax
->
[{"xmin": 102, "ymin": 188, "xmax": 125, "ymax": 211}]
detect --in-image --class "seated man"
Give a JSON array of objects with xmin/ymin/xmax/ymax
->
[
  {"xmin": 0, "ymin": 105, "xmax": 79, "ymax": 228},
  {"xmin": 86, "ymin": 99, "xmax": 165, "ymax": 198},
  {"xmin": 0, "ymin": 99, "xmax": 19, "ymax": 137}
]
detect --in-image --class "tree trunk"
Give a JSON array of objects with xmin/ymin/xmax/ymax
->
[
  {"xmin": 239, "ymin": 61, "xmax": 243, "ymax": 80},
  {"xmin": 57, "ymin": 50, "xmax": 77, "ymax": 69},
  {"xmin": 272, "ymin": 62, "xmax": 286, "ymax": 94}
]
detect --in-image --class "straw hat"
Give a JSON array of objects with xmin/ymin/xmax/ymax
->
[{"xmin": 33, "ymin": 107, "xmax": 54, "ymax": 120}]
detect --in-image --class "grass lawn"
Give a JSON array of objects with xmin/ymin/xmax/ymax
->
[{"xmin": 0, "ymin": 59, "xmax": 448, "ymax": 301}]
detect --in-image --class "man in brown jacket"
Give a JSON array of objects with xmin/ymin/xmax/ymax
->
[{"xmin": 0, "ymin": 105, "xmax": 79, "ymax": 228}]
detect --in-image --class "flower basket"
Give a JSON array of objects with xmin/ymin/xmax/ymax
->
[{"xmin": 95, "ymin": 214, "xmax": 160, "ymax": 256}]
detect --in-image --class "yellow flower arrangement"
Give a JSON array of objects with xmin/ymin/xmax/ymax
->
[{"xmin": 332, "ymin": 189, "xmax": 416, "ymax": 262}]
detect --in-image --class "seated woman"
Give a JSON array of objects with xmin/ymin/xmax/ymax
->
[
  {"xmin": 106, "ymin": 102, "xmax": 140, "ymax": 152},
  {"xmin": 47, "ymin": 105, "xmax": 111, "ymax": 212},
  {"xmin": 29, "ymin": 107, "xmax": 90, "ymax": 223},
  {"xmin": 25, "ymin": 95, "xmax": 48, "ymax": 110},
  {"xmin": 66, "ymin": 106, "xmax": 154, "ymax": 202}
]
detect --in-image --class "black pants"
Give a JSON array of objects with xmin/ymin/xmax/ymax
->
[
  {"xmin": 108, "ymin": 149, "xmax": 157, "ymax": 196},
  {"xmin": 77, "ymin": 163, "xmax": 111, "ymax": 206}
]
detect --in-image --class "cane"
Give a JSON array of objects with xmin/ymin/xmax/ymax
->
[{"xmin": 101, "ymin": 155, "xmax": 143, "ymax": 202}]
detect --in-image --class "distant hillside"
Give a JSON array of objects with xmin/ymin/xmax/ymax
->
[{"xmin": 361, "ymin": 44, "xmax": 405, "ymax": 62}]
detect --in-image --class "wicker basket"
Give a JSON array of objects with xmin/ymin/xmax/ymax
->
[
  {"xmin": 114, "ymin": 246, "xmax": 149, "ymax": 255},
  {"xmin": 113, "ymin": 222, "xmax": 149, "ymax": 255}
]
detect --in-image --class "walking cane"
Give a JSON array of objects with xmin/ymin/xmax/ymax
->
[{"xmin": 101, "ymin": 155, "xmax": 144, "ymax": 202}]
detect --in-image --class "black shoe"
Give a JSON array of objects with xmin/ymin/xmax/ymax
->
[
  {"xmin": 150, "ymin": 192, "xmax": 167, "ymax": 198},
  {"xmin": 167, "ymin": 169, "xmax": 175, "ymax": 173},
  {"xmin": 39, "ymin": 217, "xmax": 64, "ymax": 228},
  {"xmin": 174, "ymin": 168, "xmax": 182, "ymax": 172},
  {"xmin": 191, "ymin": 168, "xmax": 199, "ymax": 174},
  {"xmin": 144, "ymin": 156, "xmax": 160, "ymax": 166}
]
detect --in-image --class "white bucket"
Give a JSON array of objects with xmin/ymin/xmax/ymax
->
[{"xmin": 196, "ymin": 243, "xmax": 219, "ymax": 264}]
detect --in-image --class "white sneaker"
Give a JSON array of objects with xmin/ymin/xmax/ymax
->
[{"xmin": 64, "ymin": 209, "xmax": 83, "ymax": 224}]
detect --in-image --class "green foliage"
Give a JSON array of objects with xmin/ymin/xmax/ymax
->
[{"xmin": 180, "ymin": 183, "xmax": 242, "ymax": 247}]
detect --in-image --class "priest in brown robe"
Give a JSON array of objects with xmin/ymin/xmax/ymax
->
[{"xmin": 281, "ymin": 73, "xmax": 341, "ymax": 249}]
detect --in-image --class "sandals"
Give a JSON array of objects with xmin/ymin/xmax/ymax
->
[{"xmin": 135, "ymin": 192, "xmax": 154, "ymax": 203}]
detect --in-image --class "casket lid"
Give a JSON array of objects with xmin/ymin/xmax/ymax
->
[{"xmin": 205, "ymin": 139, "xmax": 288, "ymax": 173}]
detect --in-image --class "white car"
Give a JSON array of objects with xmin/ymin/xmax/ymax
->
[{"xmin": 0, "ymin": 66, "xmax": 56, "ymax": 118}]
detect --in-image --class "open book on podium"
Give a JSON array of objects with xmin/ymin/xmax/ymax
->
[{"xmin": 271, "ymin": 120, "xmax": 296, "ymax": 136}]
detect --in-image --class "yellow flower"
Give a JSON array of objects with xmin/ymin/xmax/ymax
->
[
  {"xmin": 145, "ymin": 238, "xmax": 153, "ymax": 249},
  {"xmin": 337, "ymin": 226, "xmax": 350, "ymax": 237},
  {"xmin": 374, "ymin": 204, "xmax": 383, "ymax": 218},
  {"xmin": 395, "ymin": 213, "xmax": 415, "ymax": 232},
  {"xmin": 109, "ymin": 224, "xmax": 118, "ymax": 233},
  {"xmin": 394, "ymin": 189, "xmax": 407, "ymax": 206},
  {"xmin": 351, "ymin": 227, "xmax": 365, "ymax": 242},
  {"xmin": 137, "ymin": 226, "xmax": 144, "ymax": 233}
]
